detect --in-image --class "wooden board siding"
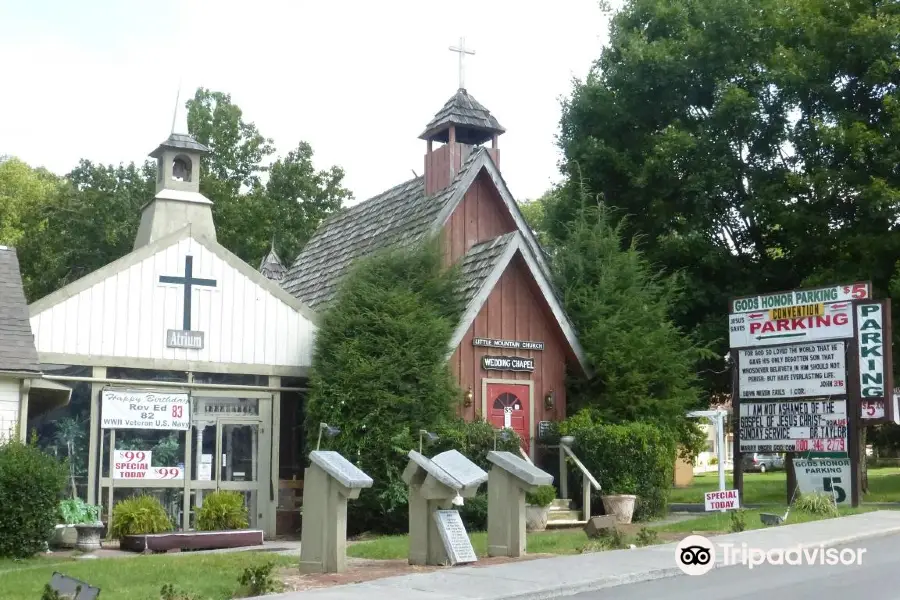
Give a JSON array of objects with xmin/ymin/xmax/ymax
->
[
  {"xmin": 449, "ymin": 256, "xmax": 568, "ymax": 431},
  {"xmin": 443, "ymin": 171, "xmax": 517, "ymax": 265}
]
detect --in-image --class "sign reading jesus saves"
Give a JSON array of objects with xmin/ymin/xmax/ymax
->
[{"xmin": 729, "ymin": 302, "xmax": 853, "ymax": 348}]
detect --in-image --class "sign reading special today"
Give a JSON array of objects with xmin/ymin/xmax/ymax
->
[
  {"xmin": 101, "ymin": 390, "xmax": 190, "ymax": 430},
  {"xmin": 738, "ymin": 399, "xmax": 848, "ymax": 453},
  {"xmin": 738, "ymin": 342, "xmax": 846, "ymax": 399},
  {"xmin": 112, "ymin": 450, "xmax": 184, "ymax": 480}
]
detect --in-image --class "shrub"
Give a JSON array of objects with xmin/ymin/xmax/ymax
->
[
  {"xmin": 196, "ymin": 491, "xmax": 249, "ymax": 531},
  {"xmin": 730, "ymin": 509, "xmax": 747, "ymax": 532},
  {"xmin": 458, "ymin": 493, "xmax": 488, "ymax": 532},
  {"xmin": 794, "ymin": 492, "xmax": 839, "ymax": 517},
  {"xmin": 432, "ymin": 418, "xmax": 521, "ymax": 470},
  {"xmin": 237, "ymin": 562, "xmax": 276, "ymax": 596},
  {"xmin": 708, "ymin": 457, "xmax": 718, "ymax": 466},
  {"xmin": 109, "ymin": 495, "xmax": 173, "ymax": 538},
  {"xmin": 525, "ymin": 485, "xmax": 556, "ymax": 507},
  {"xmin": 636, "ymin": 527, "xmax": 659, "ymax": 546},
  {"xmin": 58, "ymin": 498, "xmax": 101, "ymax": 525},
  {"xmin": 559, "ymin": 412, "xmax": 674, "ymax": 521},
  {"xmin": 306, "ymin": 239, "xmax": 466, "ymax": 534},
  {"xmin": 160, "ymin": 584, "xmax": 200, "ymax": 600},
  {"xmin": 0, "ymin": 439, "xmax": 67, "ymax": 558}
]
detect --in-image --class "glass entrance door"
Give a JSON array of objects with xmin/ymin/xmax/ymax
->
[{"xmin": 215, "ymin": 420, "xmax": 261, "ymax": 528}]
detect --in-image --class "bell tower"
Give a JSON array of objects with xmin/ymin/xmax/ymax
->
[
  {"xmin": 421, "ymin": 38, "xmax": 504, "ymax": 196},
  {"xmin": 133, "ymin": 101, "xmax": 217, "ymax": 249}
]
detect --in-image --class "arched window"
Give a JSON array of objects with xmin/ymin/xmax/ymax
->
[
  {"xmin": 172, "ymin": 154, "xmax": 192, "ymax": 182},
  {"xmin": 492, "ymin": 393, "xmax": 522, "ymax": 411}
]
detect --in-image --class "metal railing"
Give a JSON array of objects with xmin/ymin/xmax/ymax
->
[{"xmin": 558, "ymin": 439, "xmax": 601, "ymax": 520}]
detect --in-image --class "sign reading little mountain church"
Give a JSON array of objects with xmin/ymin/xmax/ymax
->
[
  {"xmin": 731, "ymin": 282, "xmax": 870, "ymax": 313},
  {"xmin": 481, "ymin": 356, "xmax": 535, "ymax": 372},
  {"xmin": 737, "ymin": 342, "xmax": 846, "ymax": 399},
  {"xmin": 473, "ymin": 338, "xmax": 544, "ymax": 351},
  {"xmin": 101, "ymin": 390, "xmax": 190, "ymax": 430},
  {"xmin": 738, "ymin": 399, "xmax": 847, "ymax": 453}
]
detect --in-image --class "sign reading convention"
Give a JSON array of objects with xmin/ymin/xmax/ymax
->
[
  {"xmin": 101, "ymin": 390, "xmax": 190, "ymax": 430},
  {"xmin": 729, "ymin": 302, "xmax": 853, "ymax": 348},
  {"xmin": 738, "ymin": 342, "xmax": 846, "ymax": 399},
  {"xmin": 738, "ymin": 399, "xmax": 847, "ymax": 453}
]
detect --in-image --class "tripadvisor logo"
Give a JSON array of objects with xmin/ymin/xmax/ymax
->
[{"xmin": 675, "ymin": 535, "xmax": 866, "ymax": 574}]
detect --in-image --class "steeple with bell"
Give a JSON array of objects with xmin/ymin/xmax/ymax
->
[
  {"xmin": 133, "ymin": 94, "xmax": 217, "ymax": 250},
  {"xmin": 421, "ymin": 37, "xmax": 504, "ymax": 196}
]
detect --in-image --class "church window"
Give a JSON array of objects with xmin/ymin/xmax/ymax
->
[{"xmin": 172, "ymin": 154, "xmax": 192, "ymax": 182}]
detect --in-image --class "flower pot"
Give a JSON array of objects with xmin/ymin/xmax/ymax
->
[
  {"xmin": 74, "ymin": 522, "xmax": 104, "ymax": 553},
  {"xmin": 525, "ymin": 505, "xmax": 550, "ymax": 532},
  {"xmin": 51, "ymin": 524, "xmax": 78, "ymax": 549},
  {"xmin": 601, "ymin": 494, "xmax": 637, "ymax": 524}
]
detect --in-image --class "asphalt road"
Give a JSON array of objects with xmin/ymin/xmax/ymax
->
[{"xmin": 572, "ymin": 533, "xmax": 900, "ymax": 600}]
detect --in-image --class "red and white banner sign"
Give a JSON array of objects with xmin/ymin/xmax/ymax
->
[
  {"xmin": 705, "ymin": 489, "xmax": 740, "ymax": 511},
  {"xmin": 729, "ymin": 302, "xmax": 853, "ymax": 348},
  {"xmin": 113, "ymin": 450, "xmax": 183, "ymax": 480}
]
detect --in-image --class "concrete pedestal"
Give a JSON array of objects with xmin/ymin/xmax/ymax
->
[
  {"xmin": 486, "ymin": 450, "xmax": 554, "ymax": 558},
  {"xmin": 299, "ymin": 451, "xmax": 373, "ymax": 574}
]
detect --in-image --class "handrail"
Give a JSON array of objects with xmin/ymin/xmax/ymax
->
[
  {"xmin": 562, "ymin": 445, "xmax": 601, "ymax": 491},
  {"xmin": 518, "ymin": 447, "xmax": 533, "ymax": 464}
]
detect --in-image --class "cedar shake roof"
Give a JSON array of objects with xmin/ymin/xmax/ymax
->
[
  {"xmin": 0, "ymin": 246, "xmax": 41, "ymax": 374},
  {"xmin": 419, "ymin": 89, "xmax": 505, "ymax": 145},
  {"xmin": 149, "ymin": 133, "xmax": 210, "ymax": 159},
  {"xmin": 459, "ymin": 233, "xmax": 517, "ymax": 304},
  {"xmin": 259, "ymin": 244, "xmax": 287, "ymax": 282},
  {"xmin": 281, "ymin": 150, "xmax": 482, "ymax": 309}
]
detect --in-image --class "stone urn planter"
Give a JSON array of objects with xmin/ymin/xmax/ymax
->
[
  {"xmin": 51, "ymin": 524, "xmax": 78, "ymax": 549},
  {"xmin": 525, "ymin": 504, "xmax": 550, "ymax": 532},
  {"xmin": 73, "ymin": 522, "xmax": 105, "ymax": 553},
  {"xmin": 601, "ymin": 494, "xmax": 637, "ymax": 524}
]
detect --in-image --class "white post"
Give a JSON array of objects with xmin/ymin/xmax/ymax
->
[{"xmin": 716, "ymin": 413, "xmax": 726, "ymax": 512}]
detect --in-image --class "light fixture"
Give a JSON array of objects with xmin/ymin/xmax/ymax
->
[
  {"xmin": 544, "ymin": 389, "xmax": 555, "ymax": 410},
  {"xmin": 494, "ymin": 428, "xmax": 513, "ymax": 450},
  {"xmin": 464, "ymin": 387, "xmax": 474, "ymax": 408},
  {"xmin": 419, "ymin": 429, "xmax": 439, "ymax": 454},
  {"xmin": 316, "ymin": 422, "xmax": 341, "ymax": 451}
]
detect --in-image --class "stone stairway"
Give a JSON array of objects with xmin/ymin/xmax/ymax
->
[{"xmin": 546, "ymin": 498, "xmax": 586, "ymax": 528}]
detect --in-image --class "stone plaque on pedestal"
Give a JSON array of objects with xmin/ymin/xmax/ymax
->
[{"xmin": 434, "ymin": 509, "xmax": 477, "ymax": 565}]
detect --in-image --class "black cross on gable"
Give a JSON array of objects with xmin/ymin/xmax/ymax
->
[{"xmin": 159, "ymin": 255, "xmax": 217, "ymax": 331}]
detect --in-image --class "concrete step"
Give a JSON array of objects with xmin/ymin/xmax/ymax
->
[
  {"xmin": 548, "ymin": 509, "xmax": 582, "ymax": 522},
  {"xmin": 546, "ymin": 518, "xmax": 588, "ymax": 529},
  {"xmin": 551, "ymin": 499, "xmax": 575, "ymax": 510}
]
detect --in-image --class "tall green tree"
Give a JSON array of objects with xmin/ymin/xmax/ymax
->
[
  {"xmin": 305, "ymin": 239, "xmax": 464, "ymax": 532},
  {"xmin": 0, "ymin": 157, "xmax": 61, "ymax": 250},
  {"xmin": 550, "ymin": 185, "xmax": 709, "ymax": 453},
  {"xmin": 554, "ymin": 0, "xmax": 900, "ymax": 395}
]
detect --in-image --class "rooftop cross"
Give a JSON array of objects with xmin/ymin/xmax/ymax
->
[{"xmin": 449, "ymin": 37, "xmax": 475, "ymax": 90}]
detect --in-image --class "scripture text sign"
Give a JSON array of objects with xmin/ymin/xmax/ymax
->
[
  {"xmin": 729, "ymin": 302, "xmax": 853, "ymax": 348},
  {"xmin": 434, "ymin": 510, "xmax": 477, "ymax": 565},
  {"xmin": 738, "ymin": 399, "xmax": 847, "ymax": 453},
  {"xmin": 704, "ymin": 490, "xmax": 740, "ymax": 511},
  {"xmin": 101, "ymin": 390, "xmax": 190, "ymax": 430},
  {"xmin": 738, "ymin": 342, "xmax": 846, "ymax": 399},
  {"xmin": 794, "ymin": 459, "xmax": 851, "ymax": 505}
]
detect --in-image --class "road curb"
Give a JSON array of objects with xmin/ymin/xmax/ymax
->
[{"xmin": 492, "ymin": 519, "xmax": 900, "ymax": 600}]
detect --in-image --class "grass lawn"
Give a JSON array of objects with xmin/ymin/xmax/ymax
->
[
  {"xmin": 348, "ymin": 528, "xmax": 597, "ymax": 560},
  {"xmin": 656, "ymin": 506, "xmax": 879, "ymax": 533},
  {"xmin": 669, "ymin": 466, "xmax": 900, "ymax": 504},
  {"xmin": 0, "ymin": 551, "xmax": 296, "ymax": 600}
]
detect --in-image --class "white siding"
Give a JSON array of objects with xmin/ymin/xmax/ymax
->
[
  {"xmin": 30, "ymin": 237, "xmax": 315, "ymax": 367},
  {"xmin": 0, "ymin": 378, "xmax": 20, "ymax": 442}
]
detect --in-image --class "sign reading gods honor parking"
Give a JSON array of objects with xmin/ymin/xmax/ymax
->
[
  {"xmin": 101, "ymin": 390, "xmax": 190, "ymax": 430},
  {"xmin": 793, "ymin": 459, "xmax": 851, "ymax": 505},
  {"xmin": 731, "ymin": 282, "xmax": 870, "ymax": 313},
  {"xmin": 738, "ymin": 399, "xmax": 847, "ymax": 453},
  {"xmin": 738, "ymin": 342, "xmax": 846, "ymax": 399}
]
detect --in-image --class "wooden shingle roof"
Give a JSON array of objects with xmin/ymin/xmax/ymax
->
[
  {"xmin": 0, "ymin": 246, "xmax": 40, "ymax": 374},
  {"xmin": 458, "ymin": 233, "xmax": 517, "ymax": 304},
  {"xmin": 259, "ymin": 244, "xmax": 287, "ymax": 282},
  {"xmin": 419, "ymin": 89, "xmax": 505, "ymax": 145}
]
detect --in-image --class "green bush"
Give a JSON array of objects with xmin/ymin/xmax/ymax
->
[
  {"xmin": 730, "ymin": 509, "xmax": 747, "ymax": 532},
  {"xmin": 306, "ymin": 239, "xmax": 466, "ymax": 534},
  {"xmin": 196, "ymin": 490, "xmax": 249, "ymax": 531},
  {"xmin": 58, "ymin": 498, "xmax": 101, "ymax": 525},
  {"xmin": 432, "ymin": 419, "xmax": 522, "ymax": 470},
  {"xmin": 458, "ymin": 493, "xmax": 488, "ymax": 531},
  {"xmin": 525, "ymin": 485, "xmax": 556, "ymax": 507},
  {"xmin": 794, "ymin": 492, "xmax": 839, "ymax": 517},
  {"xmin": 237, "ymin": 562, "xmax": 276, "ymax": 596},
  {"xmin": 0, "ymin": 438, "xmax": 67, "ymax": 558},
  {"xmin": 559, "ymin": 412, "xmax": 675, "ymax": 521},
  {"xmin": 109, "ymin": 495, "xmax": 173, "ymax": 538}
]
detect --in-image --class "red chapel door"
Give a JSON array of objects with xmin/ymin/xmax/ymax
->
[{"xmin": 486, "ymin": 382, "xmax": 531, "ymax": 455}]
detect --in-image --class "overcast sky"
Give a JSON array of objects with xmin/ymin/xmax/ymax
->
[{"xmin": 0, "ymin": 0, "xmax": 614, "ymax": 203}]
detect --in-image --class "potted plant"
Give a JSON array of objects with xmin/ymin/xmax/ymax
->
[
  {"xmin": 601, "ymin": 486, "xmax": 638, "ymax": 525},
  {"xmin": 525, "ymin": 484, "xmax": 556, "ymax": 532},
  {"xmin": 196, "ymin": 490, "xmax": 249, "ymax": 531},
  {"xmin": 52, "ymin": 498, "xmax": 102, "ymax": 550}
]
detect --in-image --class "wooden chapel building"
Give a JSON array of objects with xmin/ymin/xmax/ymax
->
[{"xmin": 278, "ymin": 87, "xmax": 589, "ymax": 457}]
